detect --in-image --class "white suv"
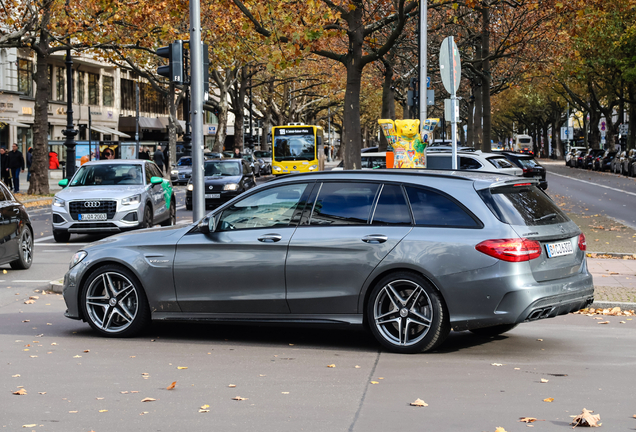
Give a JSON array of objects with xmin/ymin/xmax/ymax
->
[{"xmin": 426, "ymin": 151, "xmax": 522, "ymax": 176}]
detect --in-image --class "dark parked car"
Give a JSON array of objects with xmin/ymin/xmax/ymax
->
[
  {"xmin": 171, "ymin": 156, "xmax": 193, "ymax": 185},
  {"xmin": 497, "ymin": 152, "xmax": 547, "ymax": 190},
  {"xmin": 594, "ymin": 150, "xmax": 617, "ymax": 172},
  {"xmin": 185, "ymin": 159, "xmax": 256, "ymax": 210},
  {"xmin": 621, "ymin": 149, "xmax": 636, "ymax": 176},
  {"xmin": 0, "ymin": 182, "xmax": 33, "ymax": 270},
  {"xmin": 583, "ymin": 149, "xmax": 605, "ymax": 169},
  {"xmin": 62, "ymin": 170, "xmax": 593, "ymax": 354}
]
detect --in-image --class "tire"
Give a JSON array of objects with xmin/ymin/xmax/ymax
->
[
  {"xmin": 10, "ymin": 227, "xmax": 33, "ymax": 270},
  {"xmin": 53, "ymin": 230, "xmax": 70, "ymax": 243},
  {"xmin": 470, "ymin": 323, "xmax": 519, "ymax": 337},
  {"xmin": 186, "ymin": 201, "xmax": 192, "ymax": 211},
  {"xmin": 80, "ymin": 264, "xmax": 150, "ymax": 337},
  {"xmin": 161, "ymin": 199, "xmax": 176, "ymax": 226},
  {"xmin": 366, "ymin": 272, "xmax": 450, "ymax": 354},
  {"xmin": 142, "ymin": 205, "xmax": 153, "ymax": 229}
]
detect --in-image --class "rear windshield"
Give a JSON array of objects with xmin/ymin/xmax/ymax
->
[{"xmin": 478, "ymin": 185, "xmax": 570, "ymax": 226}]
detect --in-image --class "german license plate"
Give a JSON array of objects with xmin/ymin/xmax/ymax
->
[
  {"xmin": 546, "ymin": 240, "xmax": 573, "ymax": 258},
  {"xmin": 205, "ymin": 194, "xmax": 220, "ymax": 199},
  {"xmin": 291, "ymin": 170, "xmax": 300, "ymax": 174},
  {"xmin": 79, "ymin": 213, "xmax": 106, "ymax": 221}
]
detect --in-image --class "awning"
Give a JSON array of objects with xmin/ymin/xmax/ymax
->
[
  {"xmin": 89, "ymin": 125, "xmax": 131, "ymax": 138},
  {"xmin": 0, "ymin": 119, "xmax": 31, "ymax": 128},
  {"xmin": 119, "ymin": 116, "xmax": 164, "ymax": 130},
  {"xmin": 157, "ymin": 117, "xmax": 185, "ymax": 132}
]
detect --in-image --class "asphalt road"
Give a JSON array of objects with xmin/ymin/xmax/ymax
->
[
  {"xmin": 1, "ymin": 170, "xmax": 635, "ymax": 431},
  {"xmin": 544, "ymin": 161, "xmax": 636, "ymax": 229}
]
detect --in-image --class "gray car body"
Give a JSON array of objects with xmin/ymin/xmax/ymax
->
[{"xmin": 63, "ymin": 170, "xmax": 593, "ymax": 331}]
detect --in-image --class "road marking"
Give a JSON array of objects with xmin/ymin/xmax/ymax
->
[
  {"xmin": 35, "ymin": 235, "xmax": 54, "ymax": 243},
  {"xmin": 35, "ymin": 243, "xmax": 89, "ymax": 246},
  {"xmin": 549, "ymin": 172, "xmax": 636, "ymax": 197},
  {"xmin": 11, "ymin": 280, "xmax": 52, "ymax": 283}
]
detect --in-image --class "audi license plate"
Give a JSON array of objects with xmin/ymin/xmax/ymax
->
[
  {"xmin": 205, "ymin": 194, "xmax": 220, "ymax": 199},
  {"xmin": 79, "ymin": 213, "xmax": 107, "ymax": 221},
  {"xmin": 545, "ymin": 240, "xmax": 573, "ymax": 258}
]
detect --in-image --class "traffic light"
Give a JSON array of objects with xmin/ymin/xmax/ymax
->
[{"xmin": 157, "ymin": 41, "xmax": 184, "ymax": 85}]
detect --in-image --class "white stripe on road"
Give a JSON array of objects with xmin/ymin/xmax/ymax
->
[
  {"xmin": 549, "ymin": 172, "xmax": 636, "ymax": 197},
  {"xmin": 10, "ymin": 280, "xmax": 52, "ymax": 283},
  {"xmin": 35, "ymin": 243, "xmax": 89, "ymax": 246},
  {"xmin": 35, "ymin": 235, "xmax": 54, "ymax": 243}
]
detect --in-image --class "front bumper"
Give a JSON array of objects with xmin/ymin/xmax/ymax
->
[{"xmin": 52, "ymin": 201, "xmax": 143, "ymax": 234}]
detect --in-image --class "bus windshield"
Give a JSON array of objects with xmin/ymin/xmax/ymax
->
[{"xmin": 274, "ymin": 135, "xmax": 316, "ymax": 161}]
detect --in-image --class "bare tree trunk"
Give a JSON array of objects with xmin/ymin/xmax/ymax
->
[
  {"xmin": 230, "ymin": 67, "xmax": 249, "ymax": 151},
  {"xmin": 466, "ymin": 95, "xmax": 474, "ymax": 146},
  {"xmin": 379, "ymin": 58, "xmax": 395, "ymax": 152},
  {"xmin": 481, "ymin": 4, "xmax": 491, "ymax": 152},
  {"xmin": 29, "ymin": 38, "xmax": 50, "ymax": 194},
  {"xmin": 167, "ymin": 83, "xmax": 178, "ymax": 167}
]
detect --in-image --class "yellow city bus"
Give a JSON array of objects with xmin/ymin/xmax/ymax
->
[{"xmin": 271, "ymin": 125, "xmax": 324, "ymax": 176}]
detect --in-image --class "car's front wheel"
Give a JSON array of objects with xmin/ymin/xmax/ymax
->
[
  {"xmin": 367, "ymin": 272, "xmax": 450, "ymax": 354},
  {"xmin": 80, "ymin": 264, "xmax": 150, "ymax": 337},
  {"xmin": 10, "ymin": 227, "xmax": 33, "ymax": 269}
]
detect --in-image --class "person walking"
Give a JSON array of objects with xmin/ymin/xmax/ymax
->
[
  {"xmin": 153, "ymin": 145, "xmax": 165, "ymax": 175},
  {"xmin": 7, "ymin": 143, "xmax": 25, "ymax": 193},
  {"xmin": 139, "ymin": 146, "xmax": 150, "ymax": 160},
  {"xmin": 0, "ymin": 147, "xmax": 12, "ymax": 189},
  {"xmin": 26, "ymin": 147, "xmax": 33, "ymax": 182}
]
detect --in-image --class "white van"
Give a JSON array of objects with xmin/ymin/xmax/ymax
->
[{"xmin": 514, "ymin": 134, "xmax": 533, "ymax": 153}]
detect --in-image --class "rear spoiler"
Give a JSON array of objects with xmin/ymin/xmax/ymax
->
[{"xmin": 473, "ymin": 177, "xmax": 540, "ymax": 191}]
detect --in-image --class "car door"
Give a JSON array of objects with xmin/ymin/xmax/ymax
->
[
  {"xmin": 145, "ymin": 162, "xmax": 167, "ymax": 222},
  {"xmin": 0, "ymin": 184, "xmax": 20, "ymax": 262},
  {"xmin": 173, "ymin": 181, "xmax": 313, "ymax": 313},
  {"xmin": 285, "ymin": 182, "xmax": 412, "ymax": 314}
]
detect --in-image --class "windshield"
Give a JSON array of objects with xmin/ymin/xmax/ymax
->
[
  {"xmin": 70, "ymin": 164, "xmax": 143, "ymax": 186},
  {"xmin": 274, "ymin": 135, "xmax": 316, "ymax": 161},
  {"xmin": 518, "ymin": 138, "xmax": 531, "ymax": 144},
  {"xmin": 254, "ymin": 151, "xmax": 271, "ymax": 158},
  {"xmin": 204, "ymin": 161, "xmax": 241, "ymax": 176},
  {"xmin": 177, "ymin": 158, "xmax": 192, "ymax": 166}
]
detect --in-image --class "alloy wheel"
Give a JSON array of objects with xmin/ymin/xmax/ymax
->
[
  {"xmin": 20, "ymin": 229, "xmax": 33, "ymax": 265},
  {"xmin": 85, "ymin": 272, "xmax": 139, "ymax": 334}
]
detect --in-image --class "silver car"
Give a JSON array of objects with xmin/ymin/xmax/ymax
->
[
  {"xmin": 52, "ymin": 160, "xmax": 176, "ymax": 243},
  {"xmin": 61, "ymin": 170, "xmax": 593, "ymax": 353}
]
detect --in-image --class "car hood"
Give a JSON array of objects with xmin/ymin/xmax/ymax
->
[
  {"xmin": 176, "ymin": 166, "xmax": 192, "ymax": 173},
  {"xmin": 56, "ymin": 185, "xmax": 148, "ymax": 200},
  {"xmin": 84, "ymin": 223, "xmax": 192, "ymax": 252},
  {"xmin": 204, "ymin": 175, "xmax": 242, "ymax": 184}
]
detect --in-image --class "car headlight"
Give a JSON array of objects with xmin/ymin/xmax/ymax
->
[
  {"xmin": 171, "ymin": 169, "xmax": 178, "ymax": 175},
  {"xmin": 273, "ymin": 166, "xmax": 282, "ymax": 172},
  {"xmin": 53, "ymin": 197, "xmax": 65, "ymax": 207},
  {"xmin": 121, "ymin": 194, "xmax": 141, "ymax": 205},
  {"xmin": 69, "ymin": 250, "xmax": 87, "ymax": 270},
  {"xmin": 308, "ymin": 164, "xmax": 318, "ymax": 170},
  {"xmin": 187, "ymin": 184, "xmax": 193, "ymax": 191},
  {"xmin": 224, "ymin": 183, "xmax": 239, "ymax": 191}
]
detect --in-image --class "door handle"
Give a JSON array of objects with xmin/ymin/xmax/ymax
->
[
  {"xmin": 258, "ymin": 233, "xmax": 282, "ymax": 243},
  {"xmin": 362, "ymin": 234, "xmax": 388, "ymax": 244}
]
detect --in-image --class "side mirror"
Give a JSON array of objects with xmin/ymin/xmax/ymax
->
[
  {"xmin": 198, "ymin": 216, "xmax": 216, "ymax": 234},
  {"xmin": 58, "ymin": 179, "xmax": 69, "ymax": 187},
  {"xmin": 150, "ymin": 176, "xmax": 164, "ymax": 185}
]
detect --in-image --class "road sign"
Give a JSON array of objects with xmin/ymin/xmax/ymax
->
[
  {"xmin": 427, "ymin": 90, "xmax": 434, "ymax": 106},
  {"xmin": 600, "ymin": 120, "xmax": 606, "ymax": 132},
  {"xmin": 619, "ymin": 123, "xmax": 629, "ymax": 135},
  {"xmin": 426, "ymin": 76, "xmax": 431, "ymax": 89},
  {"xmin": 560, "ymin": 126, "xmax": 574, "ymax": 141},
  {"xmin": 439, "ymin": 37, "xmax": 461, "ymax": 95}
]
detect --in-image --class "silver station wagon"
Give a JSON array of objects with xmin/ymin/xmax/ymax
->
[{"xmin": 62, "ymin": 170, "xmax": 593, "ymax": 353}]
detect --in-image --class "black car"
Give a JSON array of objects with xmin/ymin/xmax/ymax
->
[
  {"xmin": 172, "ymin": 156, "xmax": 193, "ymax": 185},
  {"xmin": 583, "ymin": 149, "xmax": 605, "ymax": 169},
  {"xmin": 185, "ymin": 159, "xmax": 256, "ymax": 210},
  {"xmin": 595, "ymin": 150, "xmax": 617, "ymax": 172},
  {"xmin": 498, "ymin": 152, "xmax": 547, "ymax": 190},
  {"xmin": 0, "ymin": 182, "xmax": 33, "ymax": 270}
]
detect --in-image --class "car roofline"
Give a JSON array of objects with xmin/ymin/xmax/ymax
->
[{"xmin": 270, "ymin": 168, "xmax": 516, "ymax": 183}]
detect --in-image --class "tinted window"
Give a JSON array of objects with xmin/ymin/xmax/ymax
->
[
  {"xmin": 487, "ymin": 157, "xmax": 514, "ymax": 169},
  {"xmin": 478, "ymin": 185, "xmax": 570, "ymax": 226},
  {"xmin": 310, "ymin": 182, "xmax": 379, "ymax": 225},
  {"xmin": 362, "ymin": 156, "xmax": 386, "ymax": 169},
  {"xmin": 372, "ymin": 185, "xmax": 411, "ymax": 225},
  {"xmin": 205, "ymin": 162, "xmax": 241, "ymax": 176},
  {"xmin": 69, "ymin": 164, "xmax": 144, "ymax": 186},
  {"xmin": 218, "ymin": 183, "xmax": 309, "ymax": 231},
  {"xmin": 405, "ymin": 186, "xmax": 479, "ymax": 228},
  {"xmin": 460, "ymin": 157, "xmax": 482, "ymax": 170},
  {"xmin": 516, "ymin": 158, "xmax": 540, "ymax": 169}
]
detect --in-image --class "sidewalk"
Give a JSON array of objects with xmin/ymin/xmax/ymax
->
[{"xmin": 588, "ymin": 257, "xmax": 636, "ymax": 307}]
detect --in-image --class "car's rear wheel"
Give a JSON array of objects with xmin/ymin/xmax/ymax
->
[
  {"xmin": 367, "ymin": 272, "xmax": 449, "ymax": 354},
  {"xmin": 10, "ymin": 227, "xmax": 33, "ymax": 270},
  {"xmin": 142, "ymin": 205, "xmax": 153, "ymax": 228},
  {"xmin": 470, "ymin": 323, "xmax": 518, "ymax": 337},
  {"xmin": 80, "ymin": 264, "xmax": 150, "ymax": 337},
  {"xmin": 161, "ymin": 199, "xmax": 176, "ymax": 226},
  {"xmin": 53, "ymin": 229, "xmax": 70, "ymax": 243}
]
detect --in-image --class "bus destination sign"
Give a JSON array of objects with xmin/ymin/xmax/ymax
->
[{"xmin": 275, "ymin": 128, "xmax": 312, "ymax": 136}]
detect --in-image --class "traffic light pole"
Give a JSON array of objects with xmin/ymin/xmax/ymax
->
[{"xmin": 190, "ymin": 0, "xmax": 205, "ymax": 221}]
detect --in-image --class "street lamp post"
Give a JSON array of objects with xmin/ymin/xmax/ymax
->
[{"xmin": 62, "ymin": 36, "xmax": 77, "ymax": 179}]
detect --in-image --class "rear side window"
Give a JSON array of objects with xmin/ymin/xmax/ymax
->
[
  {"xmin": 516, "ymin": 158, "xmax": 540, "ymax": 169},
  {"xmin": 372, "ymin": 185, "xmax": 411, "ymax": 225},
  {"xmin": 487, "ymin": 157, "xmax": 514, "ymax": 169},
  {"xmin": 460, "ymin": 157, "xmax": 482, "ymax": 170},
  {"xmin": 310, "ymin": 182, "xmax": 379, "ymax": 225},
  {"xmin": 405, "ymin": 186, "xmax": 480, "ymax": 228},
  {"xmin": 478, "ymin": 185, "xmax": 570, "ymax": 226}
]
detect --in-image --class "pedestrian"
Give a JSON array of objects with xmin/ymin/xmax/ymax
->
[
  {"xmin": 233, "ymin": 147, "xmax": 242, "ymax": 159},
  {"xmin": 154, "ymin": 145, "xmax": 165, "ymax": 174},
  {"xmin": 49, "ymin": 151, "xmax": 60, "ymax": 170},
  {"xmin": 138, "ymin": 146, "xmax": 150, "ymax": 160},
  {"xmin": 0, "ymin": 147, "xmax": 12, "ymax": 189},
  {"xmin": 7, "ymin": 143, "xmax": 25, "ymax": 193},
  {"xmin": 26, "ymin": 147, "xmax": 33, "ymax": 182}
]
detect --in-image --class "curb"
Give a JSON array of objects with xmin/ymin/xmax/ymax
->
[
  {"xmin": 50, "ymin": 279, "xmax": 63, "ymax": 294},
  {"xmin": 590, "ymin": 300, "xmax": 636, "ymax": 310}
]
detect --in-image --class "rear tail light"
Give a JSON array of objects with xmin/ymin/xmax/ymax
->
[
  {"xmin": 578, "ymin": 233, "xmax": 586, "ymax": 251},
  {"xmin": 475, "ymin": 238, "xmax": 542, "ymax": 262},
  {"xmin": 522, "ymin": 168, "xmax": 529, "ymax": 174}
]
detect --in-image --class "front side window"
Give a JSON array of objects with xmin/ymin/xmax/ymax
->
[
  {"xmin": 310, "ymin": 182, "xmax": 379, "ymax": 226},
  {"xmin": 217, "ymin": 183, "xmax": 309, "ymax": 231},
  {"xmin": 88, "ymin": 73, "xmax": 100, "ymax": 105},
  {"xmin": 372, "ymin": 184, "xmax": 411, "ymax": 225},
  {"xmin": 406, "ymin": 186, "xmax": 480, "ymax": 228},
  {"xmin": 56, "ymin": 67, "xmax": 65, "ymax": 101},
  {"xmin": 17, "ymin": 59, "xmax": 33, "ymax": 96},
  {"xmin": 103, "ymin": 76, "xmax": 114, "ymax": 106}
]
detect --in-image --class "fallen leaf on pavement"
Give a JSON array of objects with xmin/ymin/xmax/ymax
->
[
  {"xmin": 22, "ymin": 425, "xmax": 37, "ymax": 428},
  {"xmin": 96, "ymin": 397, "xmax": 104, "ymax": 400},
  {"xmin": 519, "ymin": 417, "xmax": 537, "ymax": 423},
  {"xmin": 543, "ymin": 398, "xmax": 554, "ymax": 402},
  {"xmin": 22, "ymin": 320, "xmax": 29, "ymax": 323},
  {"xmin": 410, "ymin": 398, "xmax": 428, "ymax": 407},
  {"xmin": 83, "ymin": 350, "xmax": 90, "ymax": 353},
  {"xmin": 98, "ymin": 409, "xmax": 108, "ymax": 413},
  {"xmin": 228, "ymin": 384, "xmax": 236, "ymax": 388},
  {"xmin": 38, "ymin": 392, "xmax": 46, "ymax": 395},
  {"xmin": 166, "ymin": 381, "xmax": 177, "ymax": 390},
  {"xmin": 69, "ymin": 411, "xmax": 78, "ymax": 413},
  {"xmin": 282, "ymin": 392, "xmax": 289, "ymax": 394},
  {"xmin": 597, "ymin": 321, "xmax": 610, "ymax": 324},
  {"xmin": 327, "ymin": 364, "xmax": 336, "ymax": 368},
  {"xmin": 24, "ymin": 300, "xmax": 35, "ymax": 304},
  {"xmin": 355, "ymin": 365, "xmax": 361, "ymax": 368},
  {"xmin": 540, "ymin": 379, "xmax": 549, "ymax": 383},
  {"xmin": 491, "ymin": 363, "xmax": 503, "ymax": 366},
  {"xmin": 141, "ymin": 397, "xmax": 156, "ymax": 402},
  {"xmin": 120, "ymin": 391, "xmax": 129, "ymax": 394},
  {"xmin": 29, "ymin": 296, "xmax": 39, "ymax": 300},
  {"xmin": 73, "ymin": 355, "xmax": 81, "ymax": 358},
  {"xmin": 370, "ymin": 381, "xmax": 379, "ymax": 384},
  {"xmin": 495, "ymin": 428, "xmax": 508, "ymax": 432},
  {"xmin": 571, "ymin": 408, "xmax": 601, "ymax": 427},
  {"xmin": 232, "ymin": 396, "xmax": 248, "ymax": 401},
  {"xmin": 177, "ymin": 366, "xmax": 188, "ymax": 370},
  {"xmin": 12, "ymin": 374, "xmax": 20, "ymax": 378},
  {"xmin": 13, "ymin": 389, "xmax": 27, "ymax": 395}
]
